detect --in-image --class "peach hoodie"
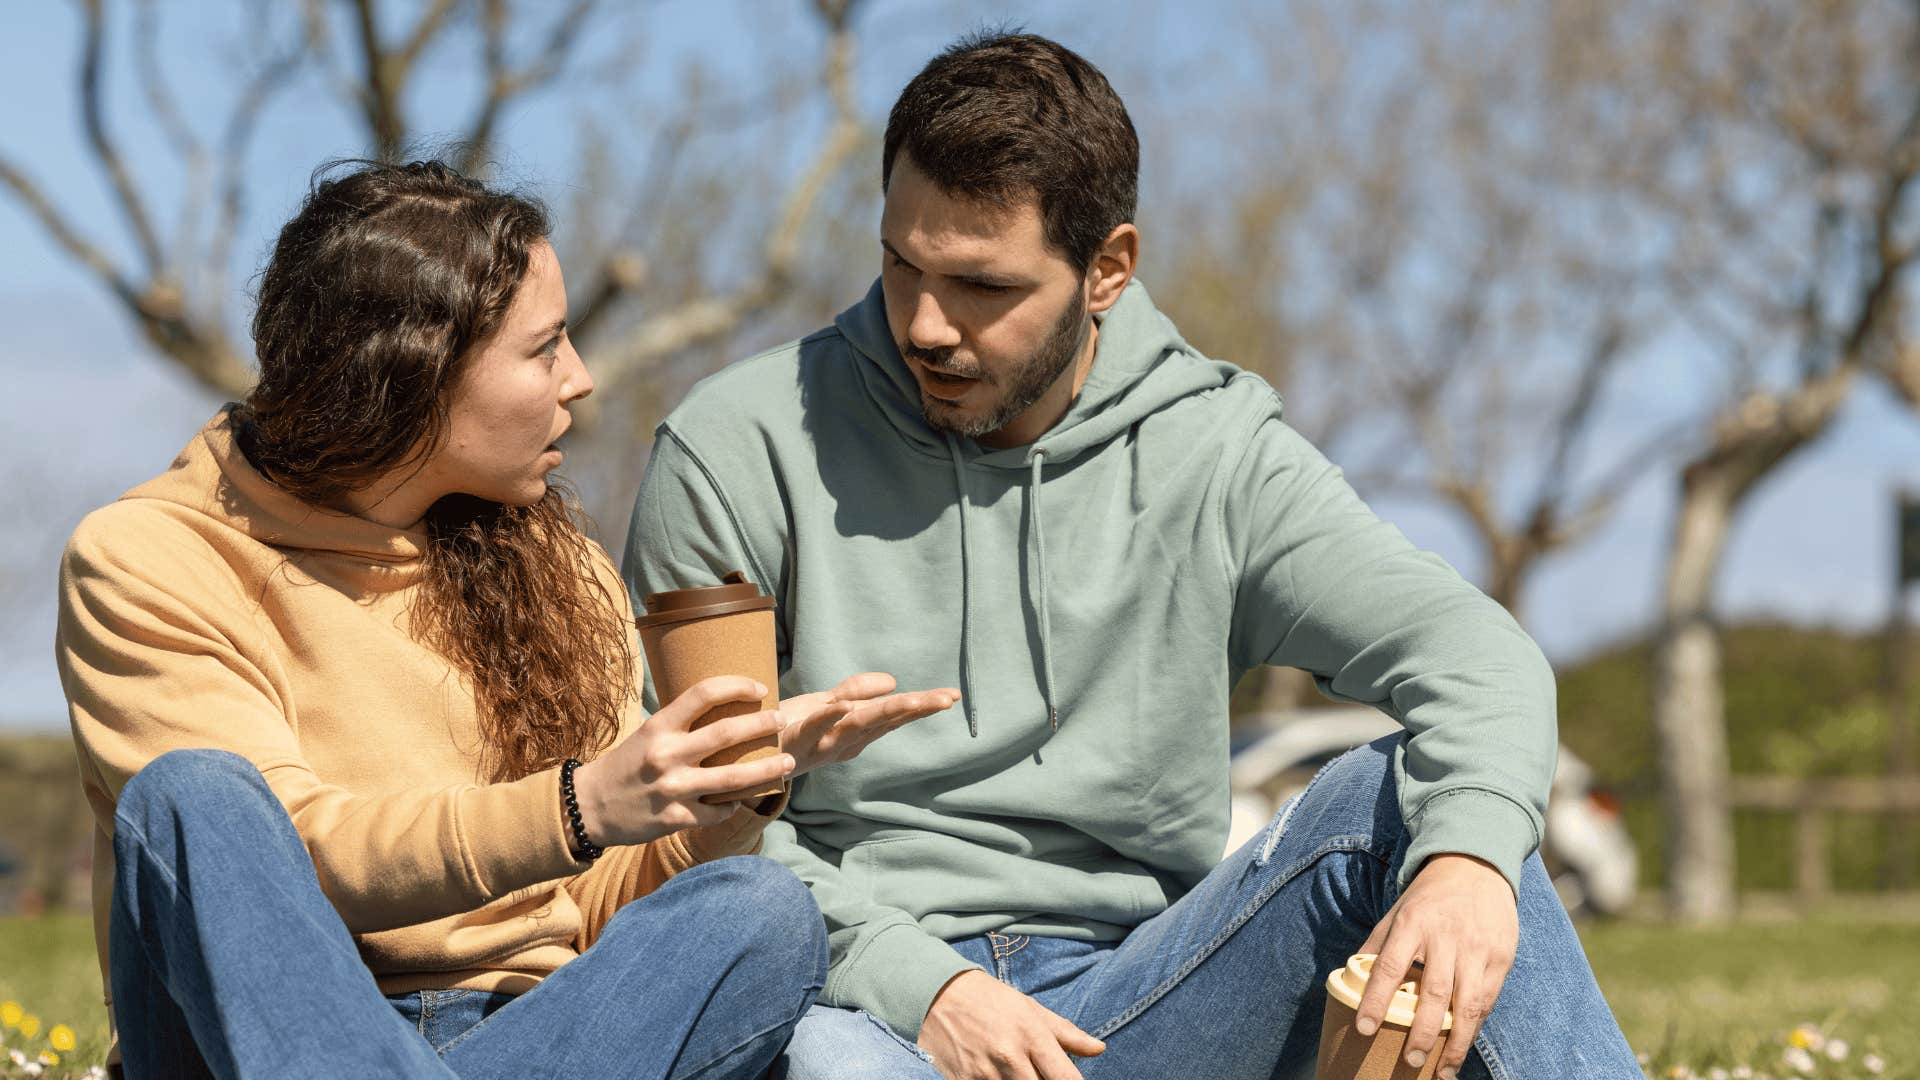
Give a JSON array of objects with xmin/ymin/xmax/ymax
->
[{"xmin": 56, "ymin": 409, "xmax": 781, "ymax": 1032}]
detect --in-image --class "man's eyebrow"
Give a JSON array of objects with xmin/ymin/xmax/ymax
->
[{"xmin": 881, "ymin": 239, "xmax": 1021, "ymax": 287}]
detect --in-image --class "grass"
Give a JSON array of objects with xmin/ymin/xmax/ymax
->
[
  {"xmin": 0, "ymin": 913, "xmax": 105, "ymax": 1077},
  {"xmin": 0, "ymin": 908, "xmax": 1914, "ymax": 1077},
  {"xmin": 1583, "ymin": 911, "xmax": 1917, "ymax": 1079}
]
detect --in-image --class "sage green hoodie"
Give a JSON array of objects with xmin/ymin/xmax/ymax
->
[{"xmin": 623, "ymin": 278, "xmax": 1557, "ymax": 1039}]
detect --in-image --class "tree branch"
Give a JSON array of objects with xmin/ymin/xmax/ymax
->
[
  {"xmin": 589, "ymin": 0, "xmax": 866, "ymax": 392},
  {"xmin": 455, "ymin": 0, "xmax": 597, "ymax": 175},
  {"xmin": 78, "ymin": 0, "xmax": 166, "ymax": 274},
  {"xmin": 0, "ymin": 157, "xmax": 140, "ymax": 307}
]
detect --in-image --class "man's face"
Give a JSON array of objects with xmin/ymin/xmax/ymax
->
[{"xmin": 879, "ymin": 155, "xmax": 1091, "ymax": 444}]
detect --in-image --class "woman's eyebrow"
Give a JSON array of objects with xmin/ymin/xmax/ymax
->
[{"xmin": 526, "ymin": 317, "xmax": 567, "ymax": 345}]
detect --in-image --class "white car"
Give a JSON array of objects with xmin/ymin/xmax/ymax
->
[{"xmin": 1225, "ymin": 708, "xmax": 1637, "ymax": 917}]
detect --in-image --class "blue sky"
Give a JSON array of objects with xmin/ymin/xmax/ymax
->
[{"xmin": 4, "ymin": 2, "xmax": 1920, "ymax": 729}]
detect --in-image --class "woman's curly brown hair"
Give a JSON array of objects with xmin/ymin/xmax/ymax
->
[{"xmin": 233, "ymin": 158, "xmax": 632, "ymax": 782}]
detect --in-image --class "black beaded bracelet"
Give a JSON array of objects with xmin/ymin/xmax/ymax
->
[{"xmin": 560, "ymin": 758, "xmax": 602, "ymax": 863}]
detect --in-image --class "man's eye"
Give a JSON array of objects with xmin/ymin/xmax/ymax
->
[
  {"xmin": 969, "ymin": 281, "xmax": 1012, "ymax": 296},
  {"xmin": 889, "ymin": 253, "xmax": 919, "ymax": 274}
]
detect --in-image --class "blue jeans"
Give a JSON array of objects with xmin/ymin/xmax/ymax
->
[
  {"xmin": 774, "ymin": 735, "xmax": 1640, "ymax": 1079},
  {"xmin": 109, "ymin": 749, "xmax": 827, "ymax": 1079}
]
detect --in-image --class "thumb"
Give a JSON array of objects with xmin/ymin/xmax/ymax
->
[{"xmin": 1048, "ymin": 1011, "xmax": 1105, "ymax": 1058}]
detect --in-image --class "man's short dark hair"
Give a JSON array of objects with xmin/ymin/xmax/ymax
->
[{"xmin": 883, "ymin": 31, "xmax": 1139, "ymax": 271}]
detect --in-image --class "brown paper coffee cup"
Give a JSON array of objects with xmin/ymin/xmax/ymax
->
[
  {"xmin": 1315, "ymin": 954, "xmax": 1452, "ymax": 1080},
  {"xmin": 636, "ymin": 571, "xmax": 785, "ymax": 804}
]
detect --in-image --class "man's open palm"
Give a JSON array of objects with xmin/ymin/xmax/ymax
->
[{"xmin": 777, "ymin": 672, "xmax": 959, "ymax": 776}]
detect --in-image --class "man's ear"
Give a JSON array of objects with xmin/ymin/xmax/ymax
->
[{"xmin": 1087, "ymin": 223, "xmax": 1139, "ymax": 314}]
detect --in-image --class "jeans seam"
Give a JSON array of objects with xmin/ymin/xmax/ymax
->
[
  {"xmin": 112, "ymin": 818, "xmax": 180, "ymax": 893},
  {"xmin": 1475, "ymin": 1031, "xmax": 1510, "ymax": 1080},
  {"xmin": 1084, "ymin": 835, "xmax": 1393, "ymax": 1040},
  {"xmin": 676, "ymin": 988, "xmax": 831, "ymax": 1078},
  {"xmin": 433, "ymin": 996, "xmax": 497, "ymax": 1055}
]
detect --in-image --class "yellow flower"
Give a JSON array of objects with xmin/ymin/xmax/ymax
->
[
  {"xmin": 17, "ymin": 1013, "xmax": 41, "ymax": 1039},
  {"xmin": 39, "ymin": 1051, "xmax": 60, "ymax": 1066},
  {"xmin": 49, "ymin": 1024, "xmax": 76, "ymax": 1052},
  {"xmin": 1787, "ymin": 1025, "xmax": 1822, "ymax": 1050},
  {"xmin": 0, "ymin": 1000, "xmax": 21, "ymax": 1027}
]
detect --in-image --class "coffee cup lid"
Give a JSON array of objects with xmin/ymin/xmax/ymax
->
[
  {"xmin": 1324, "ymin": 954, "xmax": 1452, "ymax": 1031},
  {"xmin": 635, "ymin": 570, "xmax": 776, "ymax": 628}
]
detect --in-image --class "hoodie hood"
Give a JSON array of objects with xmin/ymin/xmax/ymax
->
[
  {"xmin": 832, "ymin": 278, "xmax": 1240, "ymax": 738},
  {"xmin": 126, "ymin": 409, "xmax": 428, "ymax": 589}
]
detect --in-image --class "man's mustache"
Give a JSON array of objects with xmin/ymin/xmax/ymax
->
[{"xmin": 901, "ymin": 343, "xmax": 987, "ymax": 381}]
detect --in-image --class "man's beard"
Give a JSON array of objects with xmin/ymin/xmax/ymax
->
[{"xmin": 903, "ymin": 289, "xmax": 1090, "ymax": 441}]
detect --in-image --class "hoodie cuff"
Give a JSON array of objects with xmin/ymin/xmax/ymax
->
[
  {"xmin": 454, "ymin": 766, "xmax": 582, "ymax": 899},
  {"xmin": 1399, "ymin": 787, "xmax": 1540, "ymax": 897},
  {"xmin": 830, "ymin": 922, "xmax": 984, "ymax": 1042}
]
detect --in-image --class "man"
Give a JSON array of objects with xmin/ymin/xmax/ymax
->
[{"xmin": 625, "ymin": 31, "xmax": 1639, "ymax": 1080}]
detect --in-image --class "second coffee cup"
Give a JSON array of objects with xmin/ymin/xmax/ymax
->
[
  {"xmin": 635, "ymin": 571, "xmax": 785, "ymax": 804},
  {"xmin": 1316, "ymin": 953, "xmax": 1453, "ymax": 1080}
]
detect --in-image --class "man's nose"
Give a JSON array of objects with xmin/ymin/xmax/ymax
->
[{"xmin": 907, "ymin": 289, "xmax": 962, "ymax": 352}]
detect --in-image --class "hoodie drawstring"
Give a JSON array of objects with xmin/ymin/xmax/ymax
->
[
  {"xmin": 1029, "ymin": 449, "xmax": 1060, "ymax": 733},
  {"xmin": 945, "ymin": 438, "xmax": 1062, "ymax": 738},
  {"xmin": 945, "ymin": 434, "xmax": 980, "ymax": 737}
]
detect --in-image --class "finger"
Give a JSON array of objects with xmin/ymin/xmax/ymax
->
[
  {"xmin": 1403, "ymin": 944, "xmax": 1454, "ymax": 1069},
  {"xmin": 1031, "ymin": 1040, "xmax": 1088, "ymax": 1080},
  {"xmin": 653, "ymin": 676, "xmax": 768, "ymax": 732},
  {"xmin": 1358, "ymin": 899, "xmax": 1399, "ymax": 958},
  {"xmin": 1355, "ymin": 927, "xmax": 1420, "ymax": 1036},
  {"xmin": 679, "ymin": 709, "xmax": 787, "ymax": 761},
  {"xmin": 1045, "ymin": 1010, "xmax": 1105, "ymax": 1059},
  {"xmin": 682, "ymin": 752, "xmax": 795, "ymax": 797},
  {"xmin": 843, "ymin": 690, "xmax": 962, "ymax": 736},
  {"xmin": 1437, "ymin": 966, "xmax": 1488, "ymax": 1079},
  {"xmin": 844, "ymin": 691, "xmax": 957, "ymax": 736},
  {"xmin": 830, "ymin": 671, "xmax": 898, "ymax": 702}
]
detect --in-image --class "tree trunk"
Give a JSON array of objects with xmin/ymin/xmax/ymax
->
[{"xmin": 1651, "ymin": 474, "xmax": 1738, "ymax": 923}]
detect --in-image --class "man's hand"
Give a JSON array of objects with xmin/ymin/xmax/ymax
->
[
  {"xmin": 1355, "ymin": 853, "xmax": 1517, "ymax": 1080},
  {"xmin": 918, "ymin": 969, "xmax": 1105, "ymax": 1080},
  {"xmin": 776, "ymin": 672, "xmax": 959, "ymax": 776}
]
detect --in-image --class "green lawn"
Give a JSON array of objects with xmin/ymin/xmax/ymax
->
[
  {"xmin": 1583, "ymin": 911, "xmax": 1916, "ymax": 1079},
  {"xmin": 0, "ymin": 909, "xmax": 1914, "ymax": 1078},
  {"xmin": 0, "ymin": 913, "xmax": 104, "ymax": 1077}
]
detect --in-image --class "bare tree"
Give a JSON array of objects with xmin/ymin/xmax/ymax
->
[
  {"xmin": 1548, "ymin": 0, "xmax": 1920, "ymax": 921},
  {"xmin": 1188, "ymin": 3, "xmax": 1690, "ymax": 623},
  {"xmin": 0, "ymin": 0, "xmax": 866, "ymax": 408}
]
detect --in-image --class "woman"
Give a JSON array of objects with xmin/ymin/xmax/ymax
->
[{"xmin": 55, "ymin": 159, "xmax": 957, "ymax": 1078}]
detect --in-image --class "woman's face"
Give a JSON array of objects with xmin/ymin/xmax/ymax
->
[{"xmin": 429, "ymin": 240, "xmax": 591, "ymax": 508}]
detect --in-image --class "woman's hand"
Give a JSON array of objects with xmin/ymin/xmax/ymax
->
[
  {"xmin": 1354, "ymin": 853, "xmax": 1519, "ymax": 1080},
  {"xmin": 571, "ymin": 675, "xmax": 795, "ymax": 848},
  {"xmin": 777, "ymin": 672, "xmax": 959, "ymax": 777}
]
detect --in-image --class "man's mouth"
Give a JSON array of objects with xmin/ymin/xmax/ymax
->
[{"xmin": 915, "ymin": 360, "xmax": 979, "ymax": 400}]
